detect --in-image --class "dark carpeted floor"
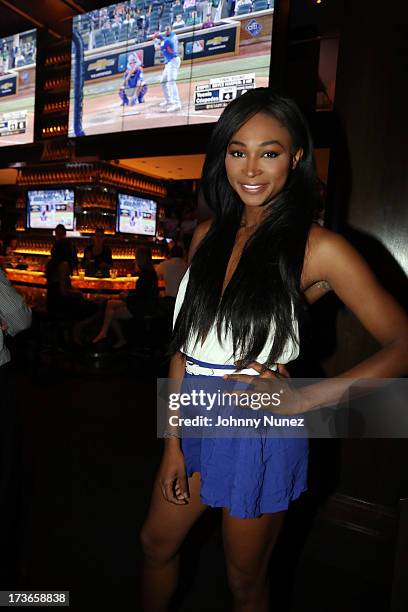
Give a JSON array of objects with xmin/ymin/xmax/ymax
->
[{"xmin": 1, "ymin": 346, "xmax": 394, "ymax": 611}]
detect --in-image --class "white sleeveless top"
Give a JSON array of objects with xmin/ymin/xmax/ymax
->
[{"xmin": 173, "ymin": 268, "xmax": 300, "ymax": 366}]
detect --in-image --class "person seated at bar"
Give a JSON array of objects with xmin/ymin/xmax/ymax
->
[
  {"xmin": 92, "ymin": 247, "xmax": 159, "ymax": 349},
  {"xmin": 83, "ymin": 228, "xmax": 112, "ymax": 277},
  {"xmin": 155, "ymin": 245, "xmax": 187, "ymax": 301},
  {"xmin": 46, "ymin": 239, "xmax": 98, "ymax": 343}
]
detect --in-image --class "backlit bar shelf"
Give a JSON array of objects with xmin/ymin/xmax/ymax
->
[
  {"xmin": 14, "ymin": 248, "xmax": 164, "ymax": 260},
  {"xmin": 17, "ymin": 161, "xmax": 167, "ymax": 198}
]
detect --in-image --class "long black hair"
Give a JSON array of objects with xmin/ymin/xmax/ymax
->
[{"xmin": 172, "ymin": 88, "xmax": 319, "ymax": 368}]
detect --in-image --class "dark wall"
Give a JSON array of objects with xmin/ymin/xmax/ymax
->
[{"xmin": 324, "ymin": 0, "xmax": 408, "ymax": 507}]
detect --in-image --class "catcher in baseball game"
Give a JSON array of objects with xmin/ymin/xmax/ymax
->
[{"xmin": 119, "ymin": 52, "xmax": 148, "ymax": 107}]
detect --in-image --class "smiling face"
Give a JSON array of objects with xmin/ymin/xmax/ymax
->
[{"xmin": 225, "ymin": 112, "xmax": 303, "ymax": 210}]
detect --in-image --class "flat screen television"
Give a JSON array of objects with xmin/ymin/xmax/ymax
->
[
  {"xmin": 69, "ymin": 0, "xmax": 274, "ymax": 137},
  {"xmin": 27, "ymin": 189, "xmax": 75, "ymax": 230},
  {"xmin": 116, "ymin": 193, "xmax": 157, "ymax": 236},
  {"xmin": 0, "ymin": 28, "xmax": 37, "ymax": 146}
]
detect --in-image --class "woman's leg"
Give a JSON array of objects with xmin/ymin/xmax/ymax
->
[
  {"xmin": 111, "ymin": 319, "xmax": 127, "ymax": 348},
  {"xmin": 222, "ymin": 508, "xmax": 286, "ymax": 612},
  {"xmin": 72, "ymin": 310, "xmax": 100, "ymax": 345},
  {"xmin": 93, "ymin": 299, "xmax": 130, "ymax": 343},
  {"xmin": 141, "ymin": 472, "xmax": 208, "ymax": 612}
]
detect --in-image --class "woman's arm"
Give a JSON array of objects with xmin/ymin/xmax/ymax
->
[
  {"xmin": 298, "ymin": 226, "xmax": 408, "ymax": 411},
  {"xmin": 159, "ymin": 351, "xmax": 189, "ymax": 504},
  {"xmin": 304, "ymin": 280, "xmax": 332, "ymax": 304},
  {"xmin": 164, "ymin": 351, "xmax": 186, "ymax": 449},
  {"xmin": 309, "ymin": 227, "xmax": 408, "ymax": 378}
]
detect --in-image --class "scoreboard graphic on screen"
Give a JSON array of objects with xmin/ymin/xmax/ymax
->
[{"xmin": 0, "ymin": 29, "xmax": 37, "ymax": 146}]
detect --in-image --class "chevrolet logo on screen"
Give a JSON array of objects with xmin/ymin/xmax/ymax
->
[
  {"xmin": 206, "ymin": 36, "xmax": 229, "ymax": 47},
  {"xmin": 0, "ymin": 81, "xmax": 13, "ymax": 91},
  {"xmin": 88, "ymin": 58, "xmax": 115, "ymax": 71}
]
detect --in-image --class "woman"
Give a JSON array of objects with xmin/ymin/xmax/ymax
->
[
  {"xmin": 92, "ymin": 247, "xmax": 159, "ymax": 348},
  {"xmin": 83, "ymin": 227, "xmax": 112, "ymax": 277},
  {"xmin": 141, "ymin": 88, "xmax": 408, "ymax": 611}
]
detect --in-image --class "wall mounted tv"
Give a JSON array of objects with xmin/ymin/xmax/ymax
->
[
  {"xmin": 116, "ymin": 193, "xmax": 157, "ymax": 236},
  {"xmin": 27, "ymin": 189, "xmax": 75, "ymax": 230},
  {"xmin": 69, "ymin": 0, "xmax": 274, "ymax": 137},
  {"xmin": 0, "ymin": 28, "xmax": 37, "ymax": 146}
]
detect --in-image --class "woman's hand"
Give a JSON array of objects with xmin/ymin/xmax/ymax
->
[
  {"xmin": 223, "ymin": 361, "xmax": 306, "ymax": 415},
  {"xmin": 158, "ymin": 442, "xmax": 190, "ymax": 505}
]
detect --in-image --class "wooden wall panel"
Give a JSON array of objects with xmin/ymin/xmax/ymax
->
[{"xmin": 323, "ymin": 0, "xmax": 408, "ymax": 508}]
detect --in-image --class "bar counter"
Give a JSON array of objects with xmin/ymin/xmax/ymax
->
[
  {"xmin": 6, "ymin": 268, "xmax": 150, "ymax": 310},
  {"xmin": 7, "ymin": 268, "xmax": 138, "ymax": 292}
]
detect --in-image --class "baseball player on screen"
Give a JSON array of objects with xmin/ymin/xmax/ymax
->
[
  {"xmin": 154, "ymin": 26, "xmax": 182, "ymax": 112},
  {"xmin": 119, "ymin": 52, "xmax": 148, "ymax": 107}
]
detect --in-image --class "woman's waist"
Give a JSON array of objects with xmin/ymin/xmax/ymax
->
[{"xmin": 184, "ymin": 355, "xmax": 277, "ymax": 377}]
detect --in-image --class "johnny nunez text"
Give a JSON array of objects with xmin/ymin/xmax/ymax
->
[{"xmin": 168, "ymin": 415, "xmax": 305, "ymax": 429}]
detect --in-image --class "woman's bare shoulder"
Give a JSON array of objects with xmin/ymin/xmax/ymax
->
[
  {"xmin": 307, "ymin": 223, "xmax": 362, "ymax": 264},
  {"xmin": 307, "ymin": 223, "xmax": 338, "ymax": 248}
]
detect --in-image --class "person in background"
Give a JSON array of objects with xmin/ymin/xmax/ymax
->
[
  {"xmin": 172, "ymin": 14, "xmax": 186, "ymax": 29},
  {"xmin": 202, "ymin": 13, "xmax": 214, "ymax": 28},
  {"xmin": 155, "ymin": 245, "xmax": 187, "ymax": 299},
  {"xmin": 92, "ymin": 247, "xmax": 159, "ymax": 349},
  {"xmin": 14, "ymin": 49, "xmax": 25, "ymax": 67},
  {"xmin": 0, "ymin": 235, "xmax": 19, "ymax": 270},
  {"xmin": 46, "ymin": 239, "xmax": 98, "ymax": 343},
  {"xmin": 53, "ymin": 224, "xmax": 78, "ymax": 274},
  {"xmin": 119, "ymin": 52, "xmax": 148, "ymax": 107},
  {"xmin": 163, "ymin": 210, "xmax": 180, "ymax": 241},
  {"xmin": 185, "ymin": 9, "xmax": 201, "ymax": 26},
  {"xmin": 3, "ymin": 235, "xmax": 18, "ymax": 257},
  {"xmin": 155, "ymin": 25, "xmax": 182, "ymax": 113},
  {"xmin": 0, "ymin": 267, "xmax": 31, "ymax": 582},
  {"xmin": 0, "ymin": 267, "xmax": 31, "ymax": 370},
  {"xmin": 83, "ymin": 228, "xmax": 112, "ymax": 278},
  {"xmin": 234, "ymin": 0, "xmax": 252, "ymax": 14}
]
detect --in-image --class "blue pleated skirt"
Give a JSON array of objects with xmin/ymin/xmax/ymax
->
[{"xmin": 181, "ymin": 356, "xmax": 309, "ymax": 519}]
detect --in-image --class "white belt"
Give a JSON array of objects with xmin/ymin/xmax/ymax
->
[{"xmin": 185, "ymin": 361, "xmax": 277, "ymax": 377}]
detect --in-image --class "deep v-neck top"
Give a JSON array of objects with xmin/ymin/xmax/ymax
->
[{"xmin": 173, "ymin": 268, "xmax": 300, "ymax": 366}]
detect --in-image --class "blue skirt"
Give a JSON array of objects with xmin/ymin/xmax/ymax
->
[{"xmin": 181, "ymin": 356, "xmax": 309, "ymax": 519}]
